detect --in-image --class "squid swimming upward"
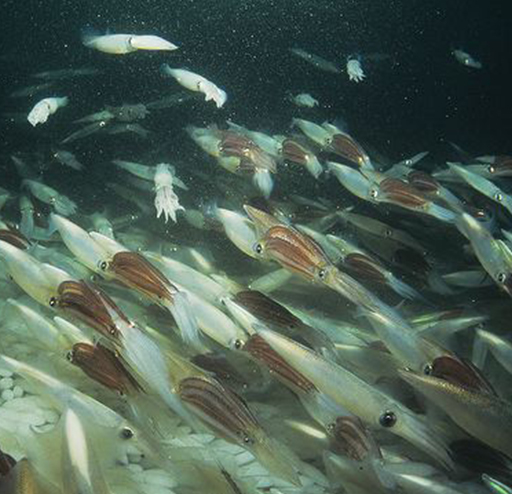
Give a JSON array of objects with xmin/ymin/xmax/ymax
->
[
  {"xmin": 27, "ymin": 96, "xmax": 68, "ymax": 127},
  {"xmin": 113, "ymin": 160, "xmax": 186, "ymax": 223},
  {"xmin": 346, "ymin": 57, "xmax": 365, "ymax": 82}
]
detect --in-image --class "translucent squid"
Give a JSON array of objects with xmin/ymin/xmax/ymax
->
[
  {"xmin": 19, "ymin": 194, "xmax": 35, "ymax": 239},
  {"xmin": 22, "ymin": 179, "xmax": 77, "ymax": 216},
  {"xmin": 292, "ymin": 118, "xmax": 332, "ymax": 148},
  {"xmin": 290, "ymin": 93, "xmax": 319, "ymax": 108},
  {"xmin": 452, "ymin": 49, "xmax": 482, "ymax": 69}
]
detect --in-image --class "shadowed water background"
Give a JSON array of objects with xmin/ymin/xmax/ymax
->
[{"xmin": 0, "ymin": 0, "xmax": 510, "ymax": 237}]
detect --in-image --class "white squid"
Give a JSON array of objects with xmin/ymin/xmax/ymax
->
[
  {"xmin": 346, "ymin": 57, "xmax": 365, "ymax": 83},
  {"xmin": 291, "ymin": 93, "xmax": 319, "ymax": 108},
  {"xmin": 113, "ymin": 160, "xmax": 186, "ymax": 223},
  {"xmin": 82, "ymin": 32, "xmax": 178, "ymax": 54},
  {"xmin": 161, "ymin": 65, "xmax": 227, "ymax": 108},
  {"xmin": 154, "ymin": 163, "xmax": 184, "ymax": 223},
  {"xmin": 27, "ymin": 96, "xmax": 68, "ymax": 127}
]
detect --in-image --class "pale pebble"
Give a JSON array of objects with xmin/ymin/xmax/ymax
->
[
  {"xmin": 12, "ymin": 386, "xmax": 23, "ymax": 398},
  {"xmin": 1, "ymin": 389, "xmax": 14, "ymax": 401},
  {"xmin": 0, "ymin": 377, "xmax": 13, "ymax": 390}
]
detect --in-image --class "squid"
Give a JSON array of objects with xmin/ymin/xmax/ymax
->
[
  {"xmin": 281, "ymin": 138, "xmax": 323, "ymax": 178},
  {"xmin": 326, "ymin": 232, "xmax": 424, "ymax": 301},
  {"xmin": 27, "ymin": 96, "xmax": 68, "ymax": 127},
  {"xmin": 82, "ymin": 31, "xmax": 178, "ymax": 54},
  {"xmin": 346, "ymin": 57, "xmax": 365, "ymax": 82},
  {"xmin": 166, "ymin": 350, "xmax": 305, "ymax": 485},
  {"xmin": 400, "ymin": 361, "xmax": 512, "ymax": 458},
  {"xmin": 22, "ymin": 179, "xmax": 77, "ymax": 216},
  {"xmin": 50, "ymin": 214, "xmax": 199, "ymax": 346},
  {"xmin": 226, "ymin": 121, "xmax": 282, "ymax": 157},
  {"xmin": 290, "ymin": 93, "xmax": 319, "ymax": 108},
  {"xmin": 89, "ymin": 211, "xmax": 114, "ymax": 239},
  {"xmin": 292, "ymin": 118, "xmax": 332, "ymax": 148},
  {"xmin": 289, "ymin": 48, "xmax": 341, "ymax": 74},
  {"xmin": 322, "ymin": 122, "xmax": 373, "ymax": 169},
  {"xmin": 329, "ymin": 163, "xmax": 457, "ymax": 223},
  {"xmin": 456, "ymin": 213, "xmax": 512, "ymax": 297},
  {"xmin": 154, "ymin": 163, "xmax": 184, "ymax": 223},
  {"xmin": 0, "ymin": 239, "xmax": 69, "ymax": 307},
  {"xmin": 0, "ymin": 354, "xmax": 169, "ymax": 471},
  {"xmin": 448, "ymin": 162, "xmax": 512, "ymax": 216},
  {"xmin": 452, "ymin": 49, "xmax": 482, "ymax": 69},
  {"xmin": 113, "ymin": 161, "xmax": 186, "ymax": 223},
  {"xmin": 161, "ymin": 65, "xmax": 227, "ymax": 108},
  {"xmin": 186, "ymin": 125, "xmax": 222, "ymax": 157},
  {"xmin": 218, "ymin": 131, "xmax": 277, "ymax": 198},
  {"xmin": 19, "ymin": 194, "xmax": 35, "ymax": 239},
  {"xmin": 257, "ymin": 327, "xmax": 453, "ymax": 469},
  {"xmin": 53, "ymin": 150, "xmax": 84, "ymax": 171}
]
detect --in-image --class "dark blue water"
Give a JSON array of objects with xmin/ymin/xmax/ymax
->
[{"xmin": 0, "ymin": 0, "xmax": 510, "ymax": 197}]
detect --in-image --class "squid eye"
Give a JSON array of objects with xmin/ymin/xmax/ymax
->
[
  {"xmin": 238, "ymin": 431, "xmax": 254, "ymax": 445},
  {"xmin": 497, "ymin": 272, "xmax": 507, "ymax": 284},
  {"xmin": 66, "ymin": 350, "xmax": 74, "ymax": 362},
  {"xmin": 254, "ymin": 243, "xmax": 263, "ymax": 254},
  {"xmin": 423, "ymin": 364, "xmax": 433, "ymax": 375},
  {"xmin": 232, "ymin": 339, "xmax": 244, "ymax": 350},
  {"xmin": 370, "ymin": 189, "xmax": 379, "ymax": 199},
  {"xmin": 48, "ymin": 296, "xmax": 57, "ymax": 307},
  {"xmin": 318, "ymin": 268, "xmax": 327, "ymax": 279},
  {"xmin": 120, "ymin": 427, "xmax": 134, "ymax": 440},
  {"xmin": 385, "ymin": 229, "xmax": 393, "ymax": 237},
  {"xmin": 379, "ymin": 411, "xmax": 397, "ymax": 428},
  {"xmin": 488, "ymin": 165, "xmax": 496, "ymax": 174},
  {"xmin": 99, "ymin": 260, "xmax": 108, "ymax": 271},
  {"xmin": 494, "ymin": 192, "xmax": 503, "ymax": 202}
]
